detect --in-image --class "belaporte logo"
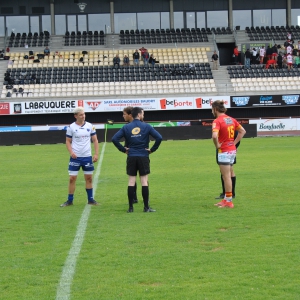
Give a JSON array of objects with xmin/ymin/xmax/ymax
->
[
  {"xmin": 232, "ymin": 97, "xmax": 250, "ymax": 106},
  {"xmin": 159, "ymin": 98, "xmax": 192, "ymax": 109},
  {"xmin": 282, "ymin": 95, "xmax": 299, "ymax": 105}
]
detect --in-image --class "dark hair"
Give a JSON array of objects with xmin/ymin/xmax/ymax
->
[
  {"xmin": 211, "ymin": 100, "xmax": 227, "ymax": 113},
  {"xmin": 123, "ymin": 106, "xmax": 133, "ymax": 115},
  {"xmin": 131, "ymin": 107, "xmax": 143, "ymax": 118}
]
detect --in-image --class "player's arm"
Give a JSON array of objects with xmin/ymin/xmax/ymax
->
[
  {"xmin": 66, "ymin": 136, "xmax": 76, "ymax": 158},
  {"xmin": 147, "ymin": 127, "xmax": 162, "ymax": 153},
  {"xmin": 234, "ymin": 125, "xmax": 246, "ymax": 146},
  {"xmin": 91, "ymin": 134, "xmax": 99, "ymax": 162},
  {"xmin": 112, "ymin": 128, "xmax": 127, "ymax": 153},
  {"xmin": 212, "ymin": 130, "xmax": 221, "ymax": 149}
]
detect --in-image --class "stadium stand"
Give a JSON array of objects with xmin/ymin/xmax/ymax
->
[
  {"xmin": 1, "ymin": 46, "xmax": 218, "ymax": 98},
  {"xmin": 245, "ymin": 25, "xmax": 300, "ymax": 41},
  {"xmin": 8, "ymin": 31, "xmax": 50, "ymax": 48},
  {"xmin": 119, "ymin": 28, "xmax": 209, "ymax": 44},
  {"xmin": 64, "ymin": 30, "xmax": 105, "ymax": 46}
]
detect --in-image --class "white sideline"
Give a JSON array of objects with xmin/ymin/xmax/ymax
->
[{"xmin": 56, "ymin": 143, "xmax": 106, "ymax": 300}]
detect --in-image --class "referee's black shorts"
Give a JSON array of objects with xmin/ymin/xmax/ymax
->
[{"xmin": 127, "ymin": 156, "xmax": 150, "ymax": 176}]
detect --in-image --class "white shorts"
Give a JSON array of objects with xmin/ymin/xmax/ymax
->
[{"xmin": 217, "ymin": 150, "xmax": 237, "ymax": 165}]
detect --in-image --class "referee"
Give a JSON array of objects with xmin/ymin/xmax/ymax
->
[{"xmin": 112, "ymin": 107, "xmax": 162, "ymax": 213}]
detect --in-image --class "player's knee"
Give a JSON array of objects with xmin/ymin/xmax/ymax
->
[{"xmin": 69, "ymin": 176, "xmax": 77, "ymax": 184}]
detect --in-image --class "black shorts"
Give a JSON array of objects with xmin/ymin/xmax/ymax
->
[
  {"xmin": 216, "ymin": 149, "xmax": 236, "ymax": 165},
  {"xmin": 127, "ymin": 156, "xmax": 150, "ymax": 176}
]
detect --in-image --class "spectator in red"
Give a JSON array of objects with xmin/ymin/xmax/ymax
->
[
  {"xmin": 139, "ymin": 47, "xmax": 147, "ymax": 58},
  {"xmin": 265, "ymin": 59, "xmax": 277, "ymax": 69},
  {"xmin": 233, "ymin": 46, "xmax": 239, "ymax": 65}
]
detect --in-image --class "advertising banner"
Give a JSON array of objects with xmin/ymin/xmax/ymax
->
[
  {"xmin": 249, "ymin": 118, "xmax": 298, "ymax": 131},
  {"xmin": 0, "ymin": 96, "xmax": 231, "ymax": 115},
  {"xmin": 231, "ymin": 95, "xmax": 300, "ymax": 108}
]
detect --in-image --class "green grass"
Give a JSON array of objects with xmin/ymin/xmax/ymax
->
[{"xmin": 1, "ymin": 137, "xmax": 300, "ymax": 299}]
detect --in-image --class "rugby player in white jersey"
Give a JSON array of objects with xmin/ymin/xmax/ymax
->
[{"xmin": 60, "ymin": 106, "xmax": 99, "ymax": 207}]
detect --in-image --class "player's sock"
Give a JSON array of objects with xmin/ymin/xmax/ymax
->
[
  {"xmin": 232, "ymin": 176, "xmax": 236, "ymax": 196},
  {"xmin": 68, "ymin": 194, "xmax": 74, "ymax": 203},
  {"xmin": 225, "ymin": 192, "xmax": 232, "ymax": 202},
  {"xmin": 128, "ymin": 186, "xmax": 135, "ymax": 208},
  {"xmin": 133, "ymin": 182, "xmax": 137, "ymax": 200},
  {"xmin": 86, "ymin": 188, "xmax": 93, "ymax": 201},
  {"xmin": 142, "ymin": 186, "xmax": 149, "ymax": 208},
  {"xmin": 221, "ymin": 175, "xmax": 225, "ymax": 195}
]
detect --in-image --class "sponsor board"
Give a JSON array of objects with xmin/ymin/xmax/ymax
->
[
  {"xmin": 0, "ymin": 102, "xmax": 10, "ymax": 115},
  {"xmin": 0, "ymin": 97, "xmax": 231, "ymax": 115},
  {"xmin": 231, "ymin": 95, "xmax": 300, "ymax": 107},
  {"xmin": 249, "ymin": 118, "xmax": 298, "ymax": 131},
  {"xmin": 7, "ymin": 100, "xmax": 79, "ymax": 115}
]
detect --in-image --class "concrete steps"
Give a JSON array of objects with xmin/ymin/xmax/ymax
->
[{"xmin": 212, "ymin": 66, "xmax": 234, "ymax": 94}]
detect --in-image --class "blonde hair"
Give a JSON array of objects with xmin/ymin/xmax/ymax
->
[{"xmin": 73, "ymin": 106, "xmax": 84, "ymax": 115}]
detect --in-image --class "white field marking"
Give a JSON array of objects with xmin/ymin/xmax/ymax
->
[{"xmin": 56, "ymin": 143, "xmax": 106, "ymax": 300}]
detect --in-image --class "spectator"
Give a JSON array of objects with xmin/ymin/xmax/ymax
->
[
  {"xmin": 266, "ymin": 46, "xmax": 273, "ymax": 60},
  {"xmin": 139, "ymin": 46, "xmax": 147, "ymax": 59},
  {"xmin": 211, "ymin": 51, "xmax": 219, "ymax": 70},
  {"xmin": 259, "ymin": 46, "xmax": 266, "ymax": 64},
  {"xmin": 277, "ymin": 52, "xmax": 283, "ymax": 69},
  {"xmin": 233, "ymin": 46, "xmax": 239, "ymax": 65},
  {"xmin": 148, "ymin": 54, "xmax": 156, "ymax": 66},
  {"xmin": 287, "ymin": 32, "xmax": 294, "ymax": 44},
  {"xmin": 44, "ymin": 46, "xmax": 50, "ymax": 56},
  {"xmin": 113, "ymin": 54, "xmax": 120, "ymax": 68},
  {"xmin": 143, "ymin": 50, "xmax": 149, "ymax": 65},
  {"xmin": 286, "ymin": 43, "xmax": 293, "ymax": 55},
  {"xmin": 265, "ymin": 59, "xmax": 277, "ymax": 69},
  {"xmin": 123, "ymin": 55, "xmax": 130, "ymax": 66},
  {"xmin": 133, "ymin": 50, "xmax": 140, "ymax": 65},
  {"xmin": 286, "ymin": 53, "xmax": 293, "ymax": 70},
  {"xmin": 294, "ymin": 53, "xmax": 300, "ymax": 67},
  {"xmin": 297, "ymin": 40, "xmax": 300, "ymax": 53},
  {"xmin": 251, "ymin": 48, "xmax": 258, "ymax": 64},
  {"xmin": 244, "ymin": 49, "xmax": 251, "ymax": 69},
  {"xmin": 272, "ymin": 44, "xmax": 278, "ymax": 61}
]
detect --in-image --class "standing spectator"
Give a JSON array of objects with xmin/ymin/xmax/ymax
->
[
  {"xmin": 139, "ymin": 46, "xmax": 147, "ymax": 59},
  {"xmin": 123, "ymin": 55, "xmax": 130, "ymax": 66},
  {"xmin": 211, "ymin": 100, "xmax": 246, "ymax": 208},
  {"xmin": 133, "ymin": 49, "xmax": 140, "ymax": 65},
  {"xmin": 143, "ymin": 50, "xmax": 149, "ymax": 65},
  {"xmin": 60, "ymin": 106, "xmax": 99, "ymax": 207},
  {"xmin": 233, "ymin": 46, "xmax": 239, "ymax": 65},
  {"xmin": 113, "ymin": 54, "xmax": 120, "ymax": 68},
  {"xmin": 294, "ymin": 53, "xmax": 300, "ymax": 67},
  {"xmin": 286, "ymin": 44, "xmax": 293, "ymax": 55},
  {"xmin": 251, "ymin": 48, "xmax": 257, "ymax": 64},
  {"xmin": 272, "ymin": 44, "xmax": 278, "ymax": 61},
  {"xmin": 112, "ymin": 107, "xmax": 162, "ymax": 213},
  {"xmin": 259, "ymin": 46, "xmax": 266, "ymax": 64},
  {"xmin": 286, "ymin": 53, "xmax": 293, "ymax": 70},
  {"xmin": 277, "ymin": 52, "xmax": 283, "ymax": 69},
  {"xmin": 148, "ymin": 54, "xmax": 156, "ymax": 66},
  {"xmin": 297, "ymin": 40, "xmax": 300, "ymax": 53},
  {"xmin": 244, "ymin": 49, "xmax": 251, "ymax": 69},
  {"xmin": 211, "ymin": 51, "xmax": 219, "ymax": 70},
  {"xmin": 266, "ymin": 46, "xmax": 273, "ymax": 60}
]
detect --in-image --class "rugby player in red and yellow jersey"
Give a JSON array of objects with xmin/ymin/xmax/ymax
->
[{"xmin": 211, "ymin": 100, "xmax": 246, "ymax": 208}]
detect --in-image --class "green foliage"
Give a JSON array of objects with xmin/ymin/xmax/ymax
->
[{"xmin": 1, "ymin": 137, "xmax": 299, "ymax": 299}]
